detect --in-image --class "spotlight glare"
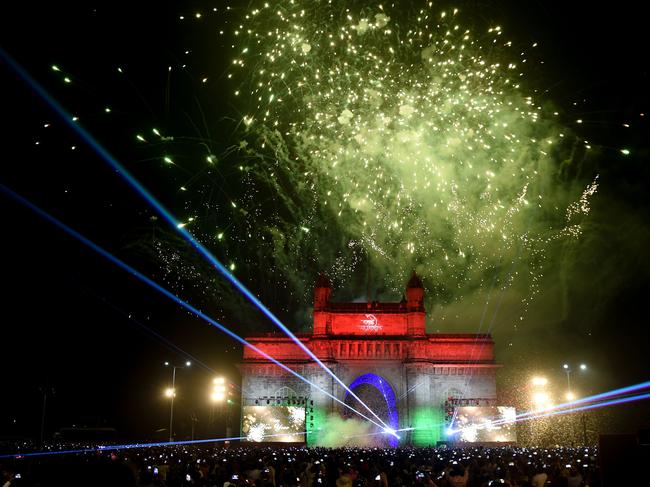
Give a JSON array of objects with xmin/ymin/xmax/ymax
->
[
  {"xmin": 532, "ymin": 392, "xmax": 551, "ymax": 410},
  {"xmin": 531, "ymin": 376, "xmax": 548, "ymax": 386}
]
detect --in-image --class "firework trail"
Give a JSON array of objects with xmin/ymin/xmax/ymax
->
[{"xmin": 191, "ymin": 0, "xmax": 599, "ymax": 327}]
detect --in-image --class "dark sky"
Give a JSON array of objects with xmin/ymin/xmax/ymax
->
[{"xmin": 1, "ymin": 0, "xmax": 648, "ymax": 442}]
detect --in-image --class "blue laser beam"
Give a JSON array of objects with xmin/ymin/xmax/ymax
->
[
  {"xmin": 91, "ymin": 294, "xmax": 216, "ymax": 375},
  {"xmin": 0, "ymin": 184, "xmax": 387, "ymax": 433},
  {"xmin": 345, "ymin": 427, "xmax": 415, "ymax": 441},
  {"xmin": 528, "ymin": 380, "xmax": 649, "ymax": 414},
  {"xmin": 396, "ymin": 381, "xmax": 424, "ymax": 401},
  {"xmin": 0, "ymin": 48, "xmax": 389, "ymax": 432},
  {"xmin": 346, "ymin": 374, "xmax": 399, "ymax": 444},
  {"xmin": 449, "ymin": 390, "xmax": 650, "ymax": 435},
  {"xmin": 524, "ymin": 392, "xmax": 650, "ymax": 421},
  {"xmin": 500, "ymin": 380, "xmax": 650, "ymax": 426},
  {"xmin": 446, "ymin": 379, "xmax": 650, "ymax": 436},
  {"xmin": 0, "ymin": 432, "xmax": 308, "ymax": 459},
  {"xmin": 345, "ymin": 431, "xmax": 398, "ymax": 441}
]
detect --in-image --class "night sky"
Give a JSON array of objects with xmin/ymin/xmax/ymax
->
[{"xmin": 1, "ymin": 0, "xmax": 648, "ymax": 443}]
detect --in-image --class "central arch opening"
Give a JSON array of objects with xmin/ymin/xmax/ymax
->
[{"xmin": 343, "ymin": 373, "xmax": 399, "ymax": 447}]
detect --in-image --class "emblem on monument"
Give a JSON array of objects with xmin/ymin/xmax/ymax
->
[{"xmin": 360, "ymin": 314, "xmax": 382, "ymax": 332}]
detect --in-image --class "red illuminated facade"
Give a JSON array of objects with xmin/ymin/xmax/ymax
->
[{"xmin": 240, "ymin": 272, "xmax": 499, "ymax": 446}]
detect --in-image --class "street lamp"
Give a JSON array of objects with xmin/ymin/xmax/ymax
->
[
  {"xmin": 562, "ymin": 363, "xmax": 588, "ymax": 400},
  {"xmin": 532, "ymin": 391, "xmax": 551, "ymax": 411},
  {"xmin": 531, "ymin": 376, "xmax": 548, "ymax": 387},
  {"xmin": 530, "ymin": 376, "xmax": 551, "ymax": 411},
  {"xmin": 529, "ymin": 375, "xmax": 552, "ymax": 446},
  {"xmin": 562, "ymin": 362, "xmax": 589, "ymax": 445},
  {"xmin": 563, "ymin": 364, "xmax": 572, "ymax": 396},
  {"xmin": 211, "ymin": 377, "xmax": 226, "ymax": 402},
  {"xmin": 164, "ymin": 361, "xmax": 191, "ymax": 442},
  {"xmin": 209, "ymin": 377, "xmax": 227, "ymax": 437}
]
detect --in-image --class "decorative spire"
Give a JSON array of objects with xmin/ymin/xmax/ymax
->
[
  {"xmin": 315, "ymin": 272, "xmax": 331, "ymax": 288},
  {"xmin": 405, "ymin": 271, "xmax": 424, "ymax": 315},
  {"xmin": 407, "ymin": 270, "xmax": 423, "ymax": 289},
  {"xmin": 314, "ymin": 273, "xmax": 332, "ymax": 311}
]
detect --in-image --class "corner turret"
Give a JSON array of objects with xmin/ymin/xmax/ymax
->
[
  {"xmin": 314, "ymin": 273, "xmax": 332, "ymax": 311},
  {"xmin": 406, "ymin": 271, "xmax": 424, "ymax": 311},
  {"xmin": 406, "ymin": 271, "xmax": 425, "ymax": 336}
]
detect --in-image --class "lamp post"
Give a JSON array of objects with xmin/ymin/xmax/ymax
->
[
  {"xmin": 165, "ymin": 360, "xmax": 191, "ymax": 442},
  {"xmin": 211, "ymin": 377, "xmax": 226, "ymax": 403},
  {"xmin": 562, "ymin": 363, "xmax": 587, "ymax": 400},
  {"xmin": 210, "ymin": 377, "xmax": 226, "ymax": 436},
  {"xmin": 531, "ymin": 376, "xmax": 550, "ymax": 411},
  {"xmin": 529, "ymin": 376, "xmax": 551, "ymax": 446},
  {"xmin": 39, "ymin": 386, "xmax": 54, "ymax": 447},
  {"xmin": 562, "ymin": 364, "xmax": 571, "ymax": 398},
  {"xmin": 562, "ymin": 363, "xmax": 588, "ymax": 444}
]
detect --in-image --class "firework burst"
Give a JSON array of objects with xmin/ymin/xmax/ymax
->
[
  {"xmin": 41, "ymin": 1, "xmax": 600, "ymax": 332},
  {"xmin": 198, "ymin": 1, "xmax": 599, "ymax": 326}
]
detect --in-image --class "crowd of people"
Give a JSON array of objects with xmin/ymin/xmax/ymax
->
[{"xmin": 1, "ymin": 443, "xmax": 599, "ymax": 487}]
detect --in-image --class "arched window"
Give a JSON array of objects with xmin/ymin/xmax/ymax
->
[
  {"xmin": 274, "ymin": 386, "xmax": 298, "ymax": 399},
  {"xmin": 447, "ymin": 387, "xmax": 463, "ymax": 402}
]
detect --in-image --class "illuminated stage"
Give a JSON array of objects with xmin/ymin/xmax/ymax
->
[{"xmin": 240, "ymin": 273, "xmax": 501, "ymax": 446}]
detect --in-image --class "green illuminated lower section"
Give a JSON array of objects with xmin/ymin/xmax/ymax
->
[
  {"xmin": 306, "ymin": 406, "xmax": 327, "ymax": 446},
  {"xmin": 411, "ymin": 407, "xmax": 444, "ymax": 446}
]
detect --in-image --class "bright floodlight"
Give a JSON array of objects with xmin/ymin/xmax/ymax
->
[
  {"xmin": 382, "ymin": 427, "xmax": 399, "ymax": 438},
  {"xmin": 580, "ymin": 364, "xmax": 587, "ymax": 370},
  {"xmin": 185, "ymin": 361, "xmax": 191, "ymax": 367},
  {"xmin": 165, "ymin": 388, "xmax": 175, "ymax": 398},
  {"xmin": 533, "ymin": 392, "xmax": 549, "ymax": 402},
  {"xmin": 531, "ymin": 376, "xmax": 548, "ymax": 386},
  {"xmin": 164, "ymin": 361, "xmax": 170, "ymax": 366},
  {"xmin": 563, "ymin": 364, "xmax": 569, "ymax": 369},
  {"xmin": 532, "ymin": 392, "xmax": 551, "ymax": 411},
  {"xmin": 211, "ymin": 378, "xmax": 226, "ymax": 401},
  {"xmin": 566, "ymin": 391, "xmax": 576, "ymax": 401}
]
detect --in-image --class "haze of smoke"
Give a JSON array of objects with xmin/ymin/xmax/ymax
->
[
  {"xmin": 228, "ymin": 1, "xmax": 598, "ymax": 325},
  {"xmin": 144, "ymin": 1, "xmax": 599, "ymax": 336},
  {"xmin": 314, "ymin": 415, "xmax": 375, "ymax": 447}
]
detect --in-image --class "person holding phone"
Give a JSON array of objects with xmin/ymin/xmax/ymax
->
[
  {"xmin": 2, "ymin": 471, "xmax": 15, "ymax": 487},
  {"xmin": 530, "ymin": 465, "xmax": 547, "ymax": 487},
  {"xmin": 446, "ymin": 464, "xmax": 469, "ymax": 487},
  {"xmin": 415, "ymin": 471, "xmax": 439, "ymax": 487}
]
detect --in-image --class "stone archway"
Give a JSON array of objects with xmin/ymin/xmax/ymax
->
[{"xmin": 343, "ymin": 373, "xmax": 399, "ymax": 447}]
